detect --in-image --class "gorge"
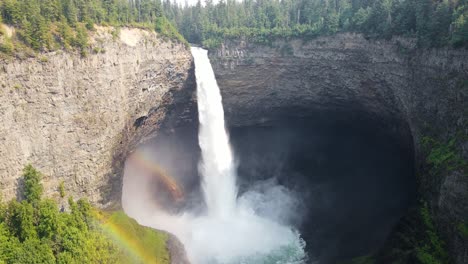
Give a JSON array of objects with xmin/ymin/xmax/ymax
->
[{"xmin": 0, "ymin": 28, "xmax": 467, "ymax": 263}]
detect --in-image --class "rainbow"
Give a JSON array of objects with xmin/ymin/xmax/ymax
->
[
  {"xmin": 100, "ymin": 216, "xmax": 164, "ymax": 264},
  {"xmin": 128, "ymin": 150, "xmax": 184, "ymax": 202},
  {"xmin": 90, "ymin": 150, "xmax": 185, "ymax": 263}
]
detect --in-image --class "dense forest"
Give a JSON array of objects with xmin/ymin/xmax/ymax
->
[
  {"xmin": 163, "ymin": 0, "xmax": 468, "ymax": 48},
  {"xmin": 0, "ymin": 0, "xmax": 184, "ymax": 56},
  {"xmin": 0, "ymin": 165, "xmax": 170, "ymax": 264},
  {"xmin": 1, "ymin": 0, "xmax": 467, "ymax": 54}
]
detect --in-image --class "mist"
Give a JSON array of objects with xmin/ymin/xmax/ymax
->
[{"xmin": 122, "ymin": 48, "xmax": 306, "ymax": 263}]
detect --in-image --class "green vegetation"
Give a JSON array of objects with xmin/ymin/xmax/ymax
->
[
  {"xmin": 3, "ymin": 0, "xmax": 465, "ymax": 52},
  {"xmin": 415, "ymin": 203, "xmax": 450, "ymax": 264},
  {"xmin": 58, "ymin": 181, "xmax": 65, "ymax": 198},
  {"xmin": 163, "ymin": 0, "xmax": 468, "ymax": 48},
  {"xmin": 0, "ymin": 0, "xmax": 186, "ymax": 56},
  {"xmin": 101, "ymin": 211, "xmax": 170, "ymax": 264},
  {"xmin": 376, "ymin": 202, "xmax": 451, "ymax": 264},
  {"xmin": 421, "ymin": 136, "xmax": 467, "ymax": 176},
  {"xmin": 457, "ymin": 222, "xmax": 468, "ymax": 238},
  {"xmin": 22, "ymin": 165, "xmax": 43, "ymax": 203},
  {"xmin": 379, "ymin": 134, "xmax": 465, "ymax": 264},
  {"xmin": 0, "ymin": 36, "xmax": 13, "ymax": 55},
  {"xmin": 0, "ymin": 165, "xmax": 170, "ymax": 264},
  {"xmin": 39, "ymin": 56, "xmax": 49, "ymax": 63}
]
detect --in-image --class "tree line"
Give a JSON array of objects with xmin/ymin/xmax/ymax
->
[
  {"xmin": 0, "ymin": 0, "xmax": 184, "ymax": 55},
  {"xmin": 163, "ymin": 0, "xmax": 468, "ymax": 48}
]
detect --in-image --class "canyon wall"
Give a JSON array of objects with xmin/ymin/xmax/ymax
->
[
  {"xmin": 0, "ymin": 26, "xmax": 465, "ymax": 263},
  {"xmin": 209, "ymin": 33, "xmax": 467, "ymax": 263},
  {"xmin": 0, "ymin": 27, "xmax": 196, "ymax": 208}
]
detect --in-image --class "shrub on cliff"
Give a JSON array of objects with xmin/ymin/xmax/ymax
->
[
  {"xmin": 421, "ymin": 136, "xmax": 467, "ymax": 177},
  {"xmin": 155, "ymin": 16, "xmax": 188, "ymax": 47},
  {"xmin": 373, "ymin": 202, "xmax": 451, "ymax": 264},
  {"xmin": 22, "ymin": 165, "xmax": 43, "ymax": 204},
  {"xmin": 0, "ymin": 38, "xmax": 13, "ymax": 55}
]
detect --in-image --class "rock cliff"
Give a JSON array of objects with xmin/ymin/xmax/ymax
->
[
  {"xmin": 209, "ymin": 33, "xmax": 467, "ymax": 263},
  {"xmin": 0, "ymin": 27, "xmax": 196, "ymax": 208},
  {"xmin": 1, "ymin": 26, "xmax": 466, "ymax": 263}
]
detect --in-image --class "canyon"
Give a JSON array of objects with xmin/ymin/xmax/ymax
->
[{"xmin": 0, "ymin": 29, "xmax": 466, "ymax": 263}]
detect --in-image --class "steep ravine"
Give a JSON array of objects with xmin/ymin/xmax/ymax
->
[{"xmin": 208, "ymin": 33, "xmax": 467, "ymax": 263}]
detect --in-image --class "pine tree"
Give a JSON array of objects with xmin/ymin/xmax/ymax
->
[
  {"xmin": 74, "ymin": 22, "xmax": 88, "ymax": 55},
  {"xmin": 63, "ymin": 0, "xmax": 78, "ymax": 25},
  {"xmin": 37, "ymin": 199, "xmax": 59, "ymax": 239},
  {"xmin": 22, "ymin": 165, "xmax": 43, "ymax": 204},
  {"xmin": 58, "ymin": 15, "xmax": 74, "ymax": 49}
]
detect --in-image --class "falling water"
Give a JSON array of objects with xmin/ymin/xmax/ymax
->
[
  {"xmin": 189, "ymin": 47, "xmax": 307, "ymax": 263},
  {"xmin": 192, "ymin": 47, "xmax": 238, "ymax": 218}
]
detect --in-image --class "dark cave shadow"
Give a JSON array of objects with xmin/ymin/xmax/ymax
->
[{"xmin": 229, "ymin": 110, "xmax": 416, "ymax": 263}]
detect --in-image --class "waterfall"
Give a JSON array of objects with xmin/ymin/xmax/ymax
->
[
  {"xmin": 192, "ymin": 47, "xmax": 237, "ymax": 218},
  {"xmin": 188, "ymin": 47, "xmax": 307, "ymax": 263}
]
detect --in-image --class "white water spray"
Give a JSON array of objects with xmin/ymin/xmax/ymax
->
[{"xmin": 123, "ymin": 47, "xmax": 306, "ymax": 264}]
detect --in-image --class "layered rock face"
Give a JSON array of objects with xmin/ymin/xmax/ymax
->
[
  {"xmin": 0, "ymin": 27, "xmax": 195, "ymax": 208},
  {"xmin": 209, "ymin": 33, "xmax": 467, "ymax": 263}
]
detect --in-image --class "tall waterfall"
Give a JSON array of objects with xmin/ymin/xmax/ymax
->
[
  {"xmin": 188, "ymin": 47, "xmax": 306, "ymax": 263},
  {"xmin": 192, "ymin": 47, "xmax": 237, "ymax": 218}
]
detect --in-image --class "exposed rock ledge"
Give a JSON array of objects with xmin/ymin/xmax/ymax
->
[
  {"xmin": 0, "ymin": 27, "xmax": 196, "ymax": 209},
  {"xmin": 166, "ymin": 233, "xmax": 191, "ymax": 264},
  {"xmin": 209, "ymin": 33, "xmax": 467, "ymax": 264}
]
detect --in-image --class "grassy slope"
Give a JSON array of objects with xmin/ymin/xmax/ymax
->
[{"xmin": 99, "ymin": 211, "xmax": 170, "ymax": 264}]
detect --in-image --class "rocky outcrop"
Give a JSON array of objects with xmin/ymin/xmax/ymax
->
[
  {"xmin": 209, "ymin": 33, "xmax": 467, "ymax": 263},
  {"xmin": 0, "ymin": 27, "xmax": 195, "ymax": 208},
  {"xmin": 166, "ymin": 233, "xmax": 191, "ymax": 264}
]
